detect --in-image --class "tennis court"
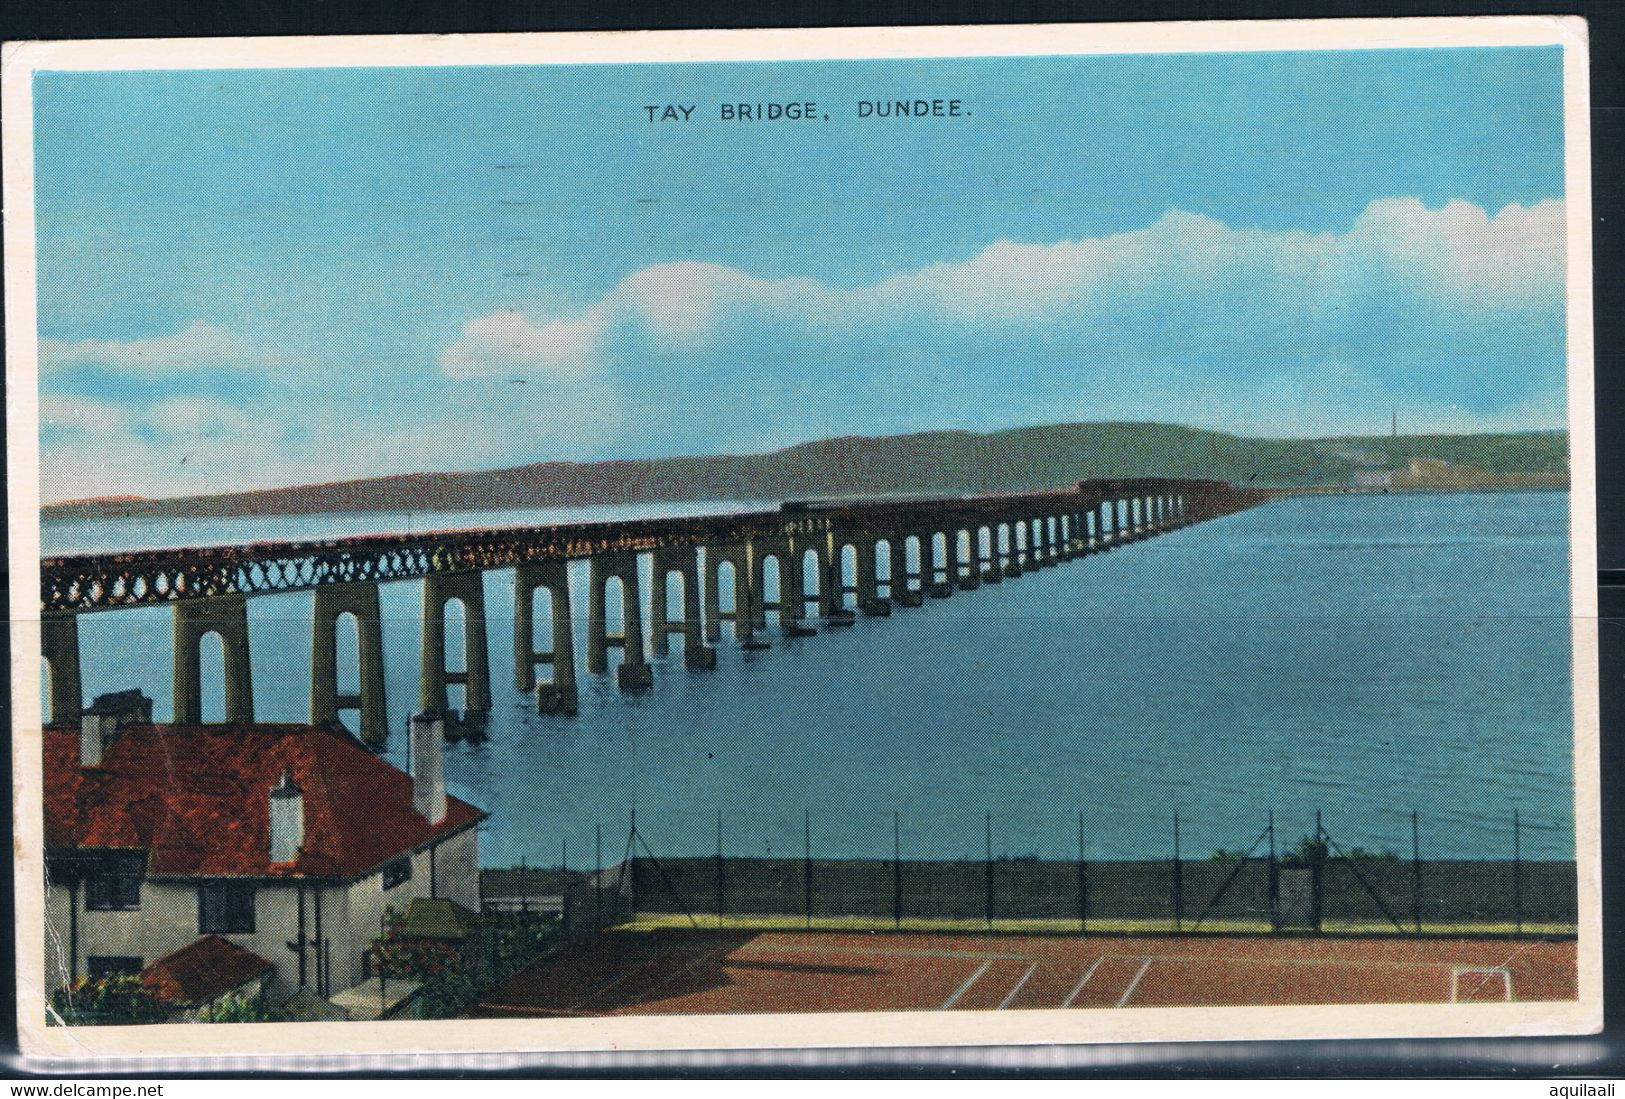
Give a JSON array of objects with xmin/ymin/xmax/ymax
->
[{"xmin": 474, "ymin": 928, "xmax": 1576, "ymax": 1017}]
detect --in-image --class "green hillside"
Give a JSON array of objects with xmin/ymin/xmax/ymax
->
[{"xmin": 43, "ymin": 422, "xmax": 1569, "ymax": 522}]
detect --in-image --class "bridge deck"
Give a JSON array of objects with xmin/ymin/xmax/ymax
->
[{"xmin": 41, "ymin": 478, "xmax": 1271, "ymax": 613}]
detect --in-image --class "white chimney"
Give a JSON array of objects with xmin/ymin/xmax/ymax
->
[
  {"xmin": 269, "ymin": 769, "xmax": 304, "ymax": 864},
  {"xmin": 79, "ymin": 711, "xmax": 119, "ymax": 768},
  {"xmin": 410, "ymin": 712, "xmax": 447, "ymax": 826}
]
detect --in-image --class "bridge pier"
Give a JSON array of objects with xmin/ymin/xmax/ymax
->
[
  {"xmin": 650, "ymin": 547, "xmax": 716, "ymax": 669},
  {"xmin": 979, "ymin": 526, "xmax": 1002, "ymax": 582},
  {"xmin": 42, "ymin": 613, "xmax": 82, "ymax": 724},
  {"xmin": 173, "ymin": 594, "xmax": 254, "ymax": 724},
  {"xmin": 925, "ymin": 531, "xmax": 953, "ymax": 598},
  {"xmin": 776, "ymin": 537, "xmax": 816, "ymax": 636},
  {"xmin": 704, "ymin": 544, "xmax": 763, "ymax": 647},
  {"xmin": 587, "ymin": 553, "xmax": 652, "ymax": 690},
  {"xmin": 514, "ymin": 562, "xmax": 578, "ymax": 714},
  {"xmin": 955, "ymin": 529, "xmax": 979, "ymax": 590},
  {"xmin": 311, "ymin": 581, "xmax": 388, "ymax": 746},
  {"xmin": 1065, "ymin": 512, "xmax": 1085, "ymax": 557},
  {"xmin": 420, "ymin": 571, "xmax": 492, "ymax": 715},
  {"xmin": 854, "ymin": 538, "xmax": 889, "ymax": 614},
  {"xmin": 818, "ymin": 533, "xmax": 855, "ymax": 626},
  {"xmin": 1037, "ymin": 517, "xmax": 1057, "ymax": 567}
]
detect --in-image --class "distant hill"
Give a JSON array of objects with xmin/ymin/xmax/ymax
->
[{"xmin": 41, "ymin": 422, "xmax": 1569, "ymax": 522}]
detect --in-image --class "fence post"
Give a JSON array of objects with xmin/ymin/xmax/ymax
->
[
  {"xmin": 984, "ymin": 812, "xmax": 994, "ymax": 931},
  {"xmin": 1172, "ymin": 810, "xmax": 1184, "ymax": 932},
  {"xmin": 1411, "ymin": 811, "xmax": 1423, "ymax": 935},
  {"xmin": 715, "ymin": 809, "xmax": 725, "ymax": 930},
  {"xmin": 1267, "ymin": 811, "xmax": 1279, "ymax": 933},
  {"xmin": 1077, "ymin": 810, "xmax": 1089, "ymax": 933},
  {"xmin": 804, "ymin": 810, "xmax": 812, "ymax": 931},
  {"xmin": 594, "ymin": 823, "xmax": 603, "ymax": 932},
  {"xmin": 561, "ymin": 837, "xmax": 568, "ymax": 935},
  {"xmin": 1311, "ymin": 810, "xmax": 1324, "ymax": 933},
  {"xmin": 519, "ymin": 856, "xmax": 529, "ymax": 915},
  {"xmin": 893, "ymin": 811, "xmax": 902, "ymax": 931},
  {"xmin": 1513, "ymin": 807, "xmax": 1523, "ymax": 935}
]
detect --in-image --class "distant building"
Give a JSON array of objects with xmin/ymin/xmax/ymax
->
[
  {"xmin": 1352, "ymin": 469, "xmax": 1393, "ymax": 489},
  {"xmin": 139, "ymin": 934, "xmax": 274, "ymax": 1020},
  {"xmin": 44, "ymin": 703, "xmax": 484, "ymax": 1008}
]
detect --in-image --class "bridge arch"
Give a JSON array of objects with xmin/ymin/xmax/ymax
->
[
  {"xmin": 839, "ymin": 542, "xmax": 860, "ymax": 611},
  {"xmin": 420, "ymin": 571, "xmax": 490, "ymax": 717},
  {"xmin": 173, "ymin": 594, "xmax": 254, "ymax": 726},
  {"xmin": 716, "ymin": 559, "xmax": 738, "ymax": 613},
  {"xmin": 586, "ymin": 554, "xmax": 652, "ymax": 689},
  {"xmin": 760, "ymin": 553, "xmax": 784, "ymax": 626},
  {"xmin": 514, "ymin": 561, "xmax": 577, "ymax": 712},
  {"xmin": 930, "ymin": 532, "xmax": 949, "ymax": 584},
  {"xmin": 802, "ymin": 547, "xmax": 823, "ymax": 613},
  {"xmin": 197, "ymin": 631, "xmax": 228, "ymax": 723}
]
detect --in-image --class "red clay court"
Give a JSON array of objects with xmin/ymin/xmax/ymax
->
[{"xmin": 474, "ymin": 929, "xmax": 1577, "ymax": 1017}]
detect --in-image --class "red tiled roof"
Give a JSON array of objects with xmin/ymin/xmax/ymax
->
[
  {"xmin": 140, "ymin": 934, "xmax": 273, "ymax": 1005},
  {"xmin": 44, "ymin": 723, "xmax": 484, "ymax": 878}
]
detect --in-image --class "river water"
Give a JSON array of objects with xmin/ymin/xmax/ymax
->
[{"xmin": 43, "ymin": 490, "xmax": 1576, "ymax": 864}]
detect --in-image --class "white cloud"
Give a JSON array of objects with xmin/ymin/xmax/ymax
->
[
  {"xmin": 440, "ymin": 309, "xmax": 606, "ymax": 379},
  {"xmin": 447, "ymin": 197, "xmax": 1565, "ymax": 372},
  {"xmin": 40, "ymin": 320, "xmax": 277, "ymax": 375}
]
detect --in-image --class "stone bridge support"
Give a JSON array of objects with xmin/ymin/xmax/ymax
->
[
  {"xmin": 514, "ymin": 561, "xmax": 578, "ymax": 714},
  {"xmin": 771, "ymin": 537, "xmax": 816, "ymax": 635},
  {"xmin": 1036, "ymin": 517, "xmax": 1057, "ymax": 567},
  {"xmin": 173, "ymin": 594, "xmax": 254, "ymax": 724},
  {"xmin": 923, "ymin": 531, "xmax": 953, "ymax": 598},
  {"xmin": 587, "ymin": 553, "xmax": 652, "ymax": 690},
  {"xmin": 420, "ymin": 571, "xmax": 492, "ymax": 714},
  {"xmin": 851, "ymin": 537, "xmax": 888, "ymax": 614},
  {"xmin": 954, "ymin": 528, "xmax": 979, "ymax": 590},
  {"xmin": 42, "ymin": 613, "xmax": 82, "ymax": 724},
  {"xmin": 311, "ymin": 581, "xmax": 388, "ymax": 746},
  {"xmin": 704, "ymin": 544, "xmax": 762, "ymax": 646},
  {"xmin": 650, "ymin": 547, "xmax": 716, "ymax": 669},
  {"xmin": 978, "ymin": 527, "xmax": 1002, "ymax": 583},
  {"xmin": 880, "ymin": 535, "xmax": 903, "ymax": 599},
  {"xmin": 816, "ymin": 532, "xmax": 855, "ymax": 626},
  {"xmin": 889, "ymin": 534, "xmax": 921, "ymax": 606}
]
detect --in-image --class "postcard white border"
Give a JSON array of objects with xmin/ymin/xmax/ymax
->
[{"xmin": 3, "ymin": 15, "xmax": 1601, "ymax": 1064}]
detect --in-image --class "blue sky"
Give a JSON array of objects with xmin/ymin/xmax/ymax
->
[{"xmin": 33, "ymin": 46, "xmax": 1567, "ymax": 501}]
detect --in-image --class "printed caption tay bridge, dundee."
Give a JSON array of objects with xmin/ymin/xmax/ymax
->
[{"xmin": 39, "ymin": 478, "xmax": 1271, "ymax": 746}]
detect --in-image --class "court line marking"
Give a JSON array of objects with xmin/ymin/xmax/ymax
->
[
  {"xmin": 1061, "ymin": 957, "xmax": 1105, "ymax": 1008},
  {"xmin": 940, "ymin": 959, "xmax": 993, "ymax": 1010},
  {"xmin": 1116, "ymin": 958, "xmax": 1153, "ymax": 1009},
  {"xmin": 1450, "ymin": 965, "xmax": 1513, "ymax": 1003},
  {"xmin": 998, "ymin": 963, "xmax": 1039, "ymax": 1010},
  {"xmin": 737, "ymin": 940, "xmax": 1028, "ymax": 962}
]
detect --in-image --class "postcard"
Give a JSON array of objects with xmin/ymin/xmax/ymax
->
[{"xmin": 2, "ymin": 16, "xmax": 1599, "ymax": 1066}]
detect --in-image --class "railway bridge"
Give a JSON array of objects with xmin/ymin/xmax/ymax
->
[{"xmin": 39, "ymin": 478, "xmax": 1272, "ymax": 745}]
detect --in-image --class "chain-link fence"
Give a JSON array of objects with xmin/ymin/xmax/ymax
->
[{"xmin": 479, "ymin": 806, "xmax": 1577, "ymax": 938}]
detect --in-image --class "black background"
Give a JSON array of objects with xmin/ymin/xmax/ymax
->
[{"xmin": 0, "ymin": 0, "xmax": 1619, "ymax": 1080}]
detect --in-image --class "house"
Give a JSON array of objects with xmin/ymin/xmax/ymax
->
[{"xmin": 44, "ymin": 704, "xmax": 485, "ymax": 1008}]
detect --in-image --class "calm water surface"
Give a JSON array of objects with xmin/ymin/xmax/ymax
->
[{"xmin": 45, "ymin": 491, "xmax": 1576, "ymax": 863}]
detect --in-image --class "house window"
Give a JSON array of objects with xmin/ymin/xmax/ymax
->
[
  {"xmin": 86, "ymin": 956, "xmax": 142, "ymax": 979},
  {"xmin": 197, "ymin": 881, "xmax": 256, "ymax": 934},
  {"xmin": 382, "ymin": 858, "xmax": 412, "ymax": 890},
  {"xmin": 83, "ymin": 853, "xmax": 143, "ymax": 911}
]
